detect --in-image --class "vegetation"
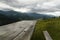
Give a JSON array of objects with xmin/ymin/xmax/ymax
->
[
  {"xmin": 0, "ymin": 10, "xmax": 53, "ymax": 26},
  {"xmin": 31, "ymin": 17, "xmax": 60, "ymax": 40}
]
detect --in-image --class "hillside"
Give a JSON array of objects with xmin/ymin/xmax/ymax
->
[
  {"xmin": 0, "ymin": 10, "xmax": 53, "ymax": 20},
  {"xmin": 0, "ymin": 10, "xmax": 53, "ymax": 26},
  {"xmin": 31, "ymin": 17, "xmax": 60, "ymax": 40}
]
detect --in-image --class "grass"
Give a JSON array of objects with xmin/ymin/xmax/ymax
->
[{"xmin": 31, "ymin": 18, "xmax": 60, "ymax": 40}]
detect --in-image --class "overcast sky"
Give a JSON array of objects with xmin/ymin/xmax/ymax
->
[{"xmin": 0, "ymin": 0, "xmax": 60, "ymax": 16}]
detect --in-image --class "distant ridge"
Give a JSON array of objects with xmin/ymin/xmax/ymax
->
[{"xmin": 0, "ymin": 10, "xmax": 54, "ymax": 26}]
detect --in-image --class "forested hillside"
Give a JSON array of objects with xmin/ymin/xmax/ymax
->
[{"xmin": 0, "ymin": 10, "xmax": 53, "ymax": 26}]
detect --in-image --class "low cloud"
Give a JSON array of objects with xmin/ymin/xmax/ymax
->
[{"xmin": 0, "ymin": 0, "xmax": 60, "ymax": 16}]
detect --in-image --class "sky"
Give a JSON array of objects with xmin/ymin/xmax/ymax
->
[{"xmin": 0, "ymin": 0, "xmax": 60, "ymax": 16}]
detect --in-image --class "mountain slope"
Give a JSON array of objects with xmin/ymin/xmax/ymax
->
[{"xmin": 0, "ymin": 10, "xmax": 54, "ymax": 26}]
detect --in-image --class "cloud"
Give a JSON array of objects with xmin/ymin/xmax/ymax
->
[
  {"xmin": 13, "ymin": 8, "xmax": 31, "ymax": 13},
  {"xmin": 0, "ymin": 0, "xmax": 60, "ymax": 16},
  {"xmin": 0, "ymin": 0, "xmax": 39, "ymax": 8},
  {"xmin": 41, "ymin": 11, "xmax": 60, "ymax": 16},
  {"xmin": 0, "ymin": 2, "xmax": 10, "ymax": 9},
  {"xmin": 0, "ymin": 0, "xmax": 40, "ymax": 12}
]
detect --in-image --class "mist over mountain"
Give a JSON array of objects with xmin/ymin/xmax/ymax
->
[
  {"xmin": 0, "ymin": 0, "xmax": 60, "ymax": 16},
  {"xmin": 0, "ymin": 10, "xmax": 54, "ymax": 26}
]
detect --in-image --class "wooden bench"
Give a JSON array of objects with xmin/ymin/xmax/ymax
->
[{"xmin": 43, "ymin": 31, "xmax": 53, "ymax": 40}]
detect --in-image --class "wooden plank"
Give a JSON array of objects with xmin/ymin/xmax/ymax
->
[
  {"xmin": 13, "ymin": 21, "xmax": 37, "ymax": 40},
  {"xmin": 43, "ymin": 31, "xmax": 53, "ymax": 40},
  {"xmin": 0, "ymin": 21, "xmax": 36, "ymax": 40}
]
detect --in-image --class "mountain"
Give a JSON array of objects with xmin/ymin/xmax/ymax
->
[
  {"xmin": 0, "ymin": 10, "xmax": 54, "ymax": 26},
  {"xmin": 27, "ymin": 13, "xmax": 54, "ymax": 19}
]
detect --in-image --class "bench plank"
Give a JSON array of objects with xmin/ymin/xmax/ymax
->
[{"xmin": 43, "ymin": 31, "xmax": 53, "ymax": 40}]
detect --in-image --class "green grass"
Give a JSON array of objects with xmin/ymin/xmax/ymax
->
[{"xmin": 31, "ymin": 18, "xmax": 60, "ymax": 40}]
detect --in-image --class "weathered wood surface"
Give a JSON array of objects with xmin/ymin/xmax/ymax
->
[
  {"xmin": 14, "ymin": 21, "xmax": 37, "ymax": 40},
  {"xmin": 0, "ymin": 20, "xmax": 36, "ymax": 40},
  {"xmin": 43, "ymin": 31, "xmax": 53, "ymax": 40}
]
